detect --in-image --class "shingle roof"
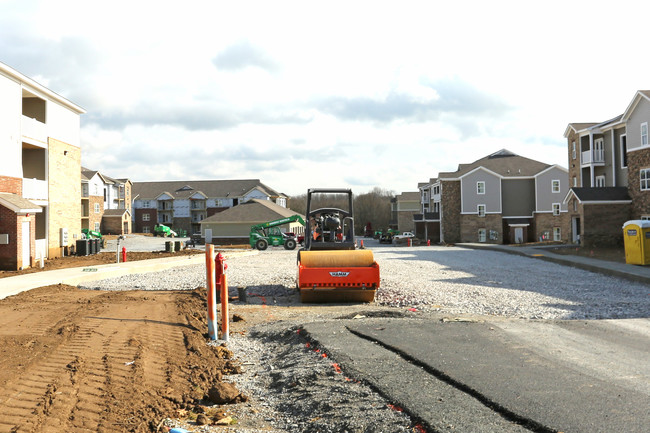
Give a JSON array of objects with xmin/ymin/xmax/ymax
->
[
  {"xmin": 201, "ymin": 199, "xmax": 299, "ymax": 224},
  {"xmin": 102, "ymin": 209, "xmax": 131, "ymax": 217},
  {"xmin": 569, "ymin": 187, "xmax": 631, "ymax": 202},
  {"xmin": 132, "ymin": 179, "xmax": 284, "ymax": 200},
  {"xmin": 438, "ymin": 149, "xmax": 551, "ymax": 179},
  {"xmin": 0, "ymin": 193, "xmax": 42, "ymax": 213},
  {"xmin": 396, "ymin": 191, "xmax": 420, "ymax": 201}
]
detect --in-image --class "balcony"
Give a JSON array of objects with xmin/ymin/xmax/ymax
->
[
  {"xmin": 413, "ymin": 212, "xmax": 440, "ymax": 221},
  {"xmin": 581, "ymin": 149, "xmax": 605, "ymax": 166},
  {"xmin": 21, "ymin": 115, "xmax": 47, "ymax": 145},
  {"xmin": 22, "ymin": 178, "xmax": 48, "ymax": 200}
]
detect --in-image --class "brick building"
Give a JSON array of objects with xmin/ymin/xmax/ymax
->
[
  {"xmin": 0, "ymin": 62, "xmax": 85, "ymax": 269},
  {"xmin": 416, "ymin": 150, "xmax": 569, "ymax": 244},
  {"xmin": 563, "ymin": 90, "xmax": 650, "ymax": 247}
]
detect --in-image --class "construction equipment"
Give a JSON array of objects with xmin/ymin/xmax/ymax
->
[
  {"xmin": 249, "ymin": 215, "xmax": 305, "ymax": 250},
  {"xmin": 153, "ymin": 223, "xmax": 177, "ymax": 237},
  {"xmin": 82, "ymin": 228, "xmax": 102, "ymax": 239},
  {"xmin": 297, "ymin": 188, "xmax": 380, "ymax": 303}
]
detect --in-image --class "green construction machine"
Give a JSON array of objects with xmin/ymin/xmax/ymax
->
[
  {"xmin": 250, "ymin": 215, "xmax": 305, "ymax": 251},
  {"xmin": 153, "ymin": 223, "xmax": 177, "ymax": 237}
]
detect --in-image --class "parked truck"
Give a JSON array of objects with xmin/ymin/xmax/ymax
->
[{"xmin": 249, "ymin": 215, "xmax": 305, "ymax": 250}]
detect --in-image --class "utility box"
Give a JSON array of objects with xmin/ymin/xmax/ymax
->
[
  {"xmin": 622, "ymin": 220, "xmax": 650, "ymax": 265},
  {"xmin": 60, "ymin": 228, "xmax": 69, "ymax": 247}
]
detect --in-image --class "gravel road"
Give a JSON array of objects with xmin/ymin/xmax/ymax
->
[
  {"xmin": 78, "ymin": 242, "xmax": 649, "ymax": 433},
  {"xmin": 81, "ymin": 243, "xmax": 649, "ymax": 321}
]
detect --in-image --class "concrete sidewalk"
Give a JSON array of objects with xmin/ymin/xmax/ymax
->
[
  {"xmin": 0, "ymin": 250, "xmax": 256, "ymax": 300},
  {"xmin": 459, "ymin": 243, "xmax": 650, "ymax": 284}
]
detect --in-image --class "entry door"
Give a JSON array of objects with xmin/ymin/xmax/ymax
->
[
  {"xmin": 205, "ymin": 228, "xmax": 213, "ymax": 244},
  {"xmin": 22, "ymin": 221, "xmax": 30, "ymax": 268},
  {"xmin": 572, "ymin": 217, "xmax": 581, "ymax": 243},
  {"xmin": 514, "ymin": 227, "xmax": 523, "ymax": 244}
]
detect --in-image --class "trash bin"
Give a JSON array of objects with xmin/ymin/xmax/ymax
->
[
  {"xmin": 76, "ymin": 239, "xmax": 89, "ymax": 256},
  {"xmin": 88, "ymin": 238, "xmax": 97, "ymax": 255},
  {"xmin": 622, "ymin": 220, "xmax": 650, "ymax": 265}
]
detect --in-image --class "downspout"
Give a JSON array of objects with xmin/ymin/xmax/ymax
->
[{"xmin": 611, "ymin": 129, "xmax": 616, "ymax": 187}]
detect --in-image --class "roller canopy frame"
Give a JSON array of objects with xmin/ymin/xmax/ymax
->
[{"xmin": 304, "ymin": 188, "xmax": 356, "ymax": 251}]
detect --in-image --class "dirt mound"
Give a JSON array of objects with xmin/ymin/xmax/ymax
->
[{"xmin": 0, "ymin": 285, "xmax": 244, "ymax": 432}]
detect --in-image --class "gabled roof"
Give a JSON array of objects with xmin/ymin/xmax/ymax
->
[
  {"xmin": 102, "ymin": 209, "xmax": 131, "ymax": 217},
  {"xmin": 201, "ymin": 199, "xmax": 299, "ymax": 224},
  {"xmin": 0, "ymin": 193, "xmax": 42, "ymax": 214},
  {"xmin": 622, "ymin": 90, "xmax": 650, "ymax": 121},
  {"xmin": 132, "ymin": 179, "xmax": 284, "ymax": 200},
  {"xmin": 396, "ymin": 191, "xmax": 420, "ymax": 201},
  {"xmin": 438, "ymin": 149, "xmax": 551, "ymax": 180},
  {"xmin": 563, "ymin": 187, "xmax": 631, "ymax": 204}
]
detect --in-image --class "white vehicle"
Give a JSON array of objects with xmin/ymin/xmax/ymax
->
[{"xmin": 393, "ymin": 232, "xmax": 415, "ymax": 240}]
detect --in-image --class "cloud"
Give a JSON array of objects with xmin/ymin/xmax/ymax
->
[
  {"xmin": 212, "ymin": 40, "xmax": 278, "ymax": 72},
  {"xmin": 317, "ymin": 77, "xmax": 512, "ymax": 134}
]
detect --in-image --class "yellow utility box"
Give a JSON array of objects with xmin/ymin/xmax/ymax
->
[{"xmin": 622, "ymin": 220, "xmax": 650, "ymax": 265}]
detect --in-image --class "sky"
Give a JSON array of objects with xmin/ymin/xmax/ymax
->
[{"xmin": 2, "ymin": 0, "xmax": 649, "ymax": 197}]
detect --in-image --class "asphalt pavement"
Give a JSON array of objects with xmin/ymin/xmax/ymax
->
[{"xmin": 304, "ymin": 317, "xmax": 650, "ymax": 433}]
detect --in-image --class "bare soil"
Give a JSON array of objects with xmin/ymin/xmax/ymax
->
[
  {"xmin": 0, "ymin": 250, "xmax": 203, "ymax": 279},
  {"xmin": 0, "ymin": 284, "xmax": 251, "ymax": 433},
  {"xmin": 547, "ymin": 245, "xmax": 626, "ymax": 263}
]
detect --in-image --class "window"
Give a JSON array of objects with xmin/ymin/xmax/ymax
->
[
  {"xmin": 143, "ymin": 213, "xmax": 150, "ymax": 221},
  {"xmin": 551, "ymin": 180, "xmax": 560, "ymax": 193},
  {"xmin": 433, "ymin": 185, "xmax": 440, "ymax": 195},
  {"xmin": 642, "ymin": 122, "xmax": 648, "ymax": 146},
  {"xmin": 573, "ymin": 176, "xmax": 577, "ymax": 187},
  {"xmin": 596, "ymin": 175, "xmax": 606, "ymax": 187},
  {"xmin": 477, "ymin": 181, "xmax": 485, "ymax": 194},
  {"xmin": 143, "ymin": 226, "xmax": 150, "ymax": 233},
  {"xmin": 573, "ymin": 200, "xmax": 577, "ymax": 212},
  {"xmin": 553, "ymin": 227, "xmax": 561, "ymax": 241},
  {"xmin": 477, "ymin": 204, "xmax": 486, "ymax": 217},
  {"xmin": 94, "ymin": 203, "xmax": 100, "ymax": 214},
  {"xmin": 553, "ymin": 203, "xmax": 561, "ymax": 215},
  {"xmin": 642, "ymin": 215, "xmax": 650, "ymax": 221},
  {"xmin": 621, "ymin": 135, "xmax": 627, "ymax": 168},
  {"xmin": 572, "ymin": 141, "xmax": 576, "ymax": 160},
  {"xmin": 478, "ymin": 229, "xmax": 486, "ymax": 243},
  {"xmin": 142, "ymin": 201, "xmax": 150, "ymax": 208},
  {"xmin": 641, "ymin": 168, "xmax": 650, "ymax": 191}
]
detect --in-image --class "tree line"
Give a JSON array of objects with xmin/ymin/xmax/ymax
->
[{"xmin": 288, "ymin": 187, "xmax": 394, "ymax": 235}]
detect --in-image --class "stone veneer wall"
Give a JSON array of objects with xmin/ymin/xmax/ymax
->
[
  {"xmin": 582, "ymin": 203, "xmax": 631, "ymax": 247},
  {"xmin": 533, "ymin": 212, "xmax": 570, "ymax": 242},
  {"xmin": 48, "ymin": 138, "xmax": 81, "ymax": 258},
  {"xmin": 460, "ymin": 214, "xmax": 503, "ymax": 244},
  {"xmin": 440, "ymin": 180, "xmax": 461, "ymax": 244},
  {"xmin": 627, "ymin": 147, "xmax": 650, "ymax": 218}
]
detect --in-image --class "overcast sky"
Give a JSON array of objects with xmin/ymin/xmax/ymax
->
[{"xmin": 2, "ymin": 0, "xmax": 649, "ymax": 197}]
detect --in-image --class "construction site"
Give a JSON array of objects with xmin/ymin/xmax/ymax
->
[{"xmin": 1, "ymin": 209, "xmax": 649, "ymax": 433}]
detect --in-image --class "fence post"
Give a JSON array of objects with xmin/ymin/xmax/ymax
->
[{"xmin": 205, "ymin": 244, "xmax": 217, "ymax": 340}]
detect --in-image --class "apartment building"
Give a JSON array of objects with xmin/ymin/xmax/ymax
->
[
  {"xmin": 0, "ymin": 62, "xmax": 85, "ymax": 270},
  {"xmin": 416, "ymin": 150, "xmax": 569, "ymax": 244},
  {"xmin": 563, "ymin": 90, "xmax": 650, "ymax": 247},
  {"xmin": 390, "ymin": 192, "xmax": 420, "ymax": 233},
  {"xmin": 81, "ymin": 167, "xmax": 132, "ymax": 235},
  {"xmin": 131, "ymin": 179, "xmax": 287, "ymax": 235}
]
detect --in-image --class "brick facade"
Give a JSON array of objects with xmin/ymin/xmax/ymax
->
[
  {"xmin": 134, "ymin": 208, "xmax": 158, "ymax": 233},
  {"xmin": 582, "ymin": 203, "xmax": 631, "ymax": 248},
  {"xmin": 88, "ymin": 196, "xmax": 103, "ymax": 231},
  {"xmin": 533, "ymin": 212, "xmax": 570, "ymax": 242},
  {"xmin": 47, "ymin": 138, "xmax": 81, "ymax": 258},
  {"xmin": 627, "ymin": 147, "xmax": 650, "ymax": 218},
  {"xmin": 460, "ymin": 214, "xmax": 503, "ymax": 243},
  {"xmin": 0, "ymin": 175, "xmax": 22, "ymax": 194},
  {"xmin": 566, "ymin": 129, "xmax": 581, "ymax": 188},
  {"xmin": 440, "ymin": 180, "xmax": 461, "ymax": 243},
  {"xmin": 0, "ymin": 206, "xmax": 36, "ymax": 270}
]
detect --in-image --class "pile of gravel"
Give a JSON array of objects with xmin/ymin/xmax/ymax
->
[{"xmin": 80, "ymin": 246, "xmax": 649, "ymax": 321}]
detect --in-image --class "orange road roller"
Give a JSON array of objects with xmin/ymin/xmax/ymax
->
[{"xmin": 297, "ymin": 188, "xmax": 380, "ymax": 303}]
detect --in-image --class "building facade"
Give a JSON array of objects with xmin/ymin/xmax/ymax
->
[
  {"xmin": 132, "ymin": 179, "xmax": 287, "ymax": 235},
  {"xmin": 415, "ymin": 150, "xmax": 569, "ymax": 245},
  {"xmin": 563, "ymin": 90, "xmax": 650, "ymax": 247},
  {"xmin": 0, "ymin": 63, "xmax": 85, "ymax": 269}
]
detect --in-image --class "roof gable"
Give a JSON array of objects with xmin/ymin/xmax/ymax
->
[
  {"xmin": 201, "ymin": 199, "xmax": 299, "ymax": 224},
  {"xmin": 622, "ymin": 90, "xmax": 650, "ymax": 122}
]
